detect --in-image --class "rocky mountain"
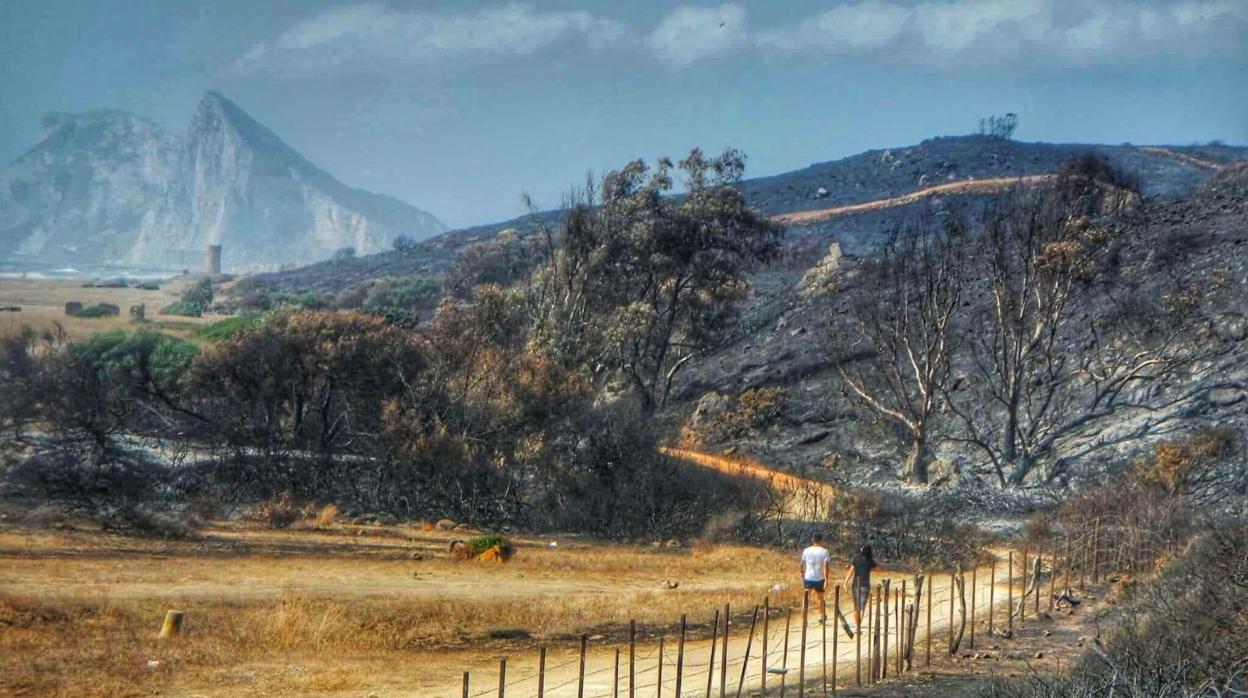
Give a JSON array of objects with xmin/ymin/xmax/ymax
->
[{"xmin": 0, "ymin": 92, "xmax": 444, "ymax": 271}]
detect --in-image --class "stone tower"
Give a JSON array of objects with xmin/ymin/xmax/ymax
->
[{"xmin": 204, "ymin": 244, "xmax": 222, "ymax": 275}]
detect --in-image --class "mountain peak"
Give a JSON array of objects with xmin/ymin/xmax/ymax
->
[{"xmin": 1, "ymin": 92, "xmax": 445, "ymax": 270}]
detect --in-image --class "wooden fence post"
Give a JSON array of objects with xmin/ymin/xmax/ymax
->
[
  {"xmin": 539, "ymin": 647, "xmax": 547, "ymax": 698},
  {"xmin": 722, "ymin": 604, "xmax": 730, "ymax": 698},
  {"xmin": 577, "ymin": 635, "xmax": 587, "ymax": 698},
  {"xmin": 498, "ymin": 658, "xmax": 507, "ymax": 698},
  {"xmin": 988, "ymin": 559, "xmax": 996, "ymax": 638},
  {"xmin": 761, "ymin": 597, "xmax": 770, "ymax": 696},
  {"xmin": 898, "ymin": 580, "xmax": 906, "ymax": 674},
  {"xmin": 462, "ymin": 671, "xmax": 469, "ymax": 698},
  {"xmin": 614, "ymin": 649, "xmax": 620, "ymax": 698},
  {"xmin": 780, "ymin": 607, "xmax": 792, "ymax": 696},
  {"xmin": 675, "ymin": 615, "xmax": 686, "ymax": 698},
  {"xmin": 1007, "ymin": 551, "xmax": 1014, "ymax": 637},
  {"xmin": 1049, "ymin": 541, "xmax": 1057, "ymax": 611},
  {"xmin": 657, "ymin": 638, "xmax": 664, "ymax": 698},
  {"xmin": 736, "ymin": 605, "xmax": 759, "ymax": 698},
  {"xmin": 856, "ymin": 584, "xmax": 863, "ymax": 686},
  {"xmin": 948, "ymin": 572, "xmax": 955, "ymax": 648},
  {"xmin": 969, "ymin": 567, "xmax": 977, "ymax": 650},
  {"xmin": 1034, "ymin": 553, "xmax": 1041, "ymax": 616},
  {"xmin": 831, "ymin": 586, "xmax": 838, "ymax": 696},
  {"xmin": 873, "ymin": 586, "xmax": 882, "ymax": 683},
  {"xmin": 882, "ymin": 580, "xmax": 889, "ymax": 680},
  {"xmin": 799, "ymin": 592, "xmax": 809, "ymax": 698},
  {"xmin": 1020, "ymin": 548, "xmax": 1028, "ymax": 624},
  {"xmin": 707, "ymin": 609, "xmax": 720, "ymax": 698},
  {"xmin": 925, "ymin": 574, "xmax": 932, "ymax": 667},
  {"xmin": 628, "ymin": 622, "xmax": 635, "ymax": 698}
]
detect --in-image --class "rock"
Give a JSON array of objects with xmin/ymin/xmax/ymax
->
[
  {"xmin": 409, "ymin": 552, "xmax": 423, "ymax": 561},
  {"xmin": 799, "ymin": 242, "xmax": 843, "ymax": 294},
  {"xmin": 448, "ymin": 540, "xmax": 471, "ymax": 560},
  {"xmin": 663, "ymin": 580, "xmax": 679, "ymax": 589},
  {"xmin": 435, "ymin": 518, "xmax": 457, "ymax": 531},
  {"xmin": 1214, "ymin": 313, "xmax": 1248, "ymax": 342},
  {"xmin": 1207, "ymin": 387, "xmax": 1245, "ymax": 407},
  {"xmin": 665, "ymin": 539, "xmax": 682, "ymax": 548},
  {"xmin": 1034, "ymin": 652, "xmax": 1044, "ymax": 659},
  {"xmin": 814, "ymin": 187, "xmax": 829, "ymax": 199},
  {"xmin": 651, "ymin": 541, "xmax": 663, "ymax": 548}
]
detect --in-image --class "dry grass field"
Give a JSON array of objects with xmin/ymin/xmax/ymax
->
[
  {"xmin": 0, "ymin": 515, "xmax": 808, "ymax": 697},
  {"xmin": 0, "ymin": 277, "xmax": 214, "ymax": 340}
]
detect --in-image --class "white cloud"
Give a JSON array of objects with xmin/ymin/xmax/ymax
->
[
  {"xmin": 755, "ymin": 0, "xmax": 1246, "ymax": 69},
  {"xmin": 234, "ymin": 2, "xmax": 630, "ymax": 76},
  {"xmin": 755, "ymin": 1, "xmax": 910, "ymax": 55},
  {"xmin": 648, "ymin": 4, "xmax": 749, "ymax": 68},
  {"xmin": 235, "ymin": 1, "xmax": 1248, "ymax": 77}
]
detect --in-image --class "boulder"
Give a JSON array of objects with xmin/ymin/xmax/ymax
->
[
  {"xmin": 448, "ymin": 540, "xmax": 471, "ymax": 560},
  {"xmin": 435, "ymin": 518, "xmax": 457, "ymax": 531}
]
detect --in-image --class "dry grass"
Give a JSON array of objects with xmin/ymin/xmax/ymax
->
[
  {"xmin": 0, "ymin": 278, "xmax": 214, "ymax": 340},
  {"xmin": 0, "ymin": 522, "xmax": 803, "ymax": 696}
]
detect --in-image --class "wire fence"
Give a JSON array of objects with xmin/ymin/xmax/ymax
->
[{"xmin": 446, "ymin": 523, "xmax": 1157, "ymax": 698}]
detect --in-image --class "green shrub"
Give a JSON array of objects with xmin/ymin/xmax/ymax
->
[
  {"xmin": 467, "ymin": 534, "xmax": 513, "ymax": 557},
  {"xmin": 162, "ymin": 278, "xmax": 214, "ymax": 317},
  {"xmin": 194, "ymin": 315, "xmax": 263, "ymax": 342},
  {"xmin": 135, "ymin": 280, "xmax": 161, "ymax": 291},
  {"xmin": 71, "ymin": 304, "xmax": 121, "ymax": 318}
]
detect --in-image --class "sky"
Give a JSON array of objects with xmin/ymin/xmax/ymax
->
[{"xmin": 2, "ymin": 0, "xmax": 1246, "ymax": 229}]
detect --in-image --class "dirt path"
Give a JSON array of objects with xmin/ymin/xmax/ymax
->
[
  {"xmin": 769, "ymin": 175, "xmax": 1056, "ymax": 226},
  {"xmin": 412, "ymin": 555, "xmax": 1033, "ymax": 697},
  {"xmin": 1138, "ymin": 146, "xmax": 1225, "ymax": 172}
]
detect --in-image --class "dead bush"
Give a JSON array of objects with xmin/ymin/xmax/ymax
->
[
  {"xmin": 312, "ymin": 503, "xmax": 340, "ymax": 529},
  {"xmin": 254, "ymin": 492, "xmax": 301, "ymax": 529}
]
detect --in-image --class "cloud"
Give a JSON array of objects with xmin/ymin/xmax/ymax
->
[
  {"xmin": 648, "ymin": 4, "xmax": 749, "ymax": 68},
  {"xmin": 233, "ymin": 2, "xmax": 630, "ymax": 76},
  {"xmin": 756, "ymin": 0, "xmax": 1247, "ymax": 69},
  {"xmin": 755, "ymin": 1, "xmax": 910, "ymax": 55},
  {"xmin": 235, "ymin": 0, "xmax": 1248, "ymax": 77}
]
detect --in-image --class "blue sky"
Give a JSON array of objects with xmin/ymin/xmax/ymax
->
[{"xmin": 2, "ymin": 0, "xmax": 1246, "ymax": 228}]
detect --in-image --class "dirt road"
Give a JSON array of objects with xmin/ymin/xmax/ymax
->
[
  {"xmin": 769, "ymin": 175, "xmax": 1056, "ymax": 226},
  {"xmin": 415, "ymin": 556, "xmax": 1031, "ymax": 697}
]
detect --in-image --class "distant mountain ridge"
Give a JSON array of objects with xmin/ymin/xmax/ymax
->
[
  {"xmin": 246, "ymin": 135, "xmax": 1247, "ymax": 293},
  {"xmin": 0, "ymin": 92, "xmax": 445, "ymax": 271}
]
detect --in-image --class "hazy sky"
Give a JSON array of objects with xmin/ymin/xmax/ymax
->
[{"xmin": 2, "ymin": 0, "xmax": 1246, "ymax": 228}]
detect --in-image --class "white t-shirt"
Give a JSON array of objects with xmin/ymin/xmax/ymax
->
[{"xmin": 801, "ymin": 545, "xmax": 830, "ymax": 581}]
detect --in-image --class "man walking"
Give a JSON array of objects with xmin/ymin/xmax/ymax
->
[{"xmin": 800, "ymin": 533, "xmax": 832, "ymax": 624}]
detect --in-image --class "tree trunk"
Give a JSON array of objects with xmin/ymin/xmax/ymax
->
[
  {"xmin": 906, "ymin": 430, "xmax": 929, "ymax": 484},
  {"xmin": 1006, "ymin": 453, "xmax": 1031, "ymax": 487}
]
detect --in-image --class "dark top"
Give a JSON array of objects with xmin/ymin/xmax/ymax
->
[{"xmin": 851, "ymin": 554, "xmax": 877, "ymax": 589}]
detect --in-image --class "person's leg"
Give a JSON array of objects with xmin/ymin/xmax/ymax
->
[{"xmin": 817, "ymin": 587, "xmax": 826, "ymax": 621}]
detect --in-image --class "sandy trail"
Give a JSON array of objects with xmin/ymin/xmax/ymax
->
[
  {"xmin": 416, "ymin": 557, "xmax": 1032, "ymax": 698},
  {"xmin": 1137, "ymin": 146, "xmax": 1225, "ymax": 172},
  {"xmin": 769, "ymin": 175, "xmax": 1056, "ymax": 226}
]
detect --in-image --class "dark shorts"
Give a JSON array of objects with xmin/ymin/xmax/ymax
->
[
  {"xmin": 853, "ymin": 584, "xmax": 870, "ymax": 611},
  {"xmin": 803, "ymin": 578, "xmax": 826, "ymax": 593}
]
